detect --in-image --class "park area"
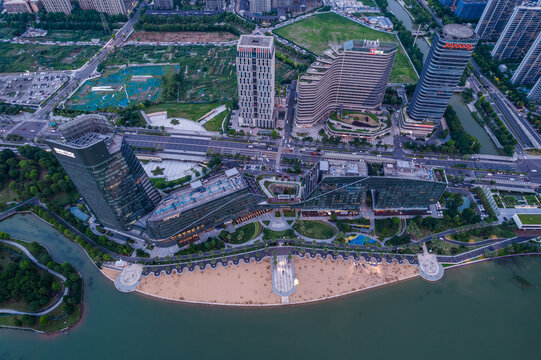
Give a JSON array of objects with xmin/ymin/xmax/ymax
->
[
  {"xmin": 273, "ymin": 13, "xmax": 417, "ymax": 84},
  {"xmin": 293, "ymin": 220, "xmax": 336, "ymax": 240},
  {"xmin": 129, "ymin": 31, "xmax": 238, "ymax": 43},
  {"xmin": 66, "ymin": 65, "xmax": 179, "ymax": 111},
  {"xmin": 102, "ymin": 46, "xmax": 237, "ymax": 103},
  {"xmin": 0, "ymin": 44, "xmax": 100, "ymax": 73}
]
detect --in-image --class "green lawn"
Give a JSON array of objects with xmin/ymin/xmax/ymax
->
[
  {"xmin": 293, "ymin": 220, "xmax": 336, "ymax": 239},
  {"xmin": 220, "ymin": 222, "xmax": 261, "ymax": 244},
  {"xmin": 203, "ymin": 110, "xmax": 229, "ymax": 131},
  {"xmin": 0, "ymin": 27, "xmax": 17, "ymax": 39},
  {"xmin": 40, "ymin": 30, "xmax": 111, "ymax": 42},
  {"xmin": 273, "ymin": 13, "xmax": 417, "ymax": 84},
  {"xmin": 143, "ymin": 102, "xmax": 220, "ymax": 121},
  {"xmin": 517, "ymin": 214, "xmax": 541, "ymax": 225},
  {"xmin": 0, "ymin": 44, "xmax": 100, "ymax": 73}
]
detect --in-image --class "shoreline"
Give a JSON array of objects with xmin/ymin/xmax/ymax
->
[
  {"xmin": 101, "ymin": 255, "xmax": 420, "ymax": 307},
  {"xmin": 100, "ymin": 253, "xmax": 541, "ymax": 307}
]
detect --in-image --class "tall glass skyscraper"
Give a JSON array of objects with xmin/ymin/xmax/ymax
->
[
  {"xmin": 409, "ymin": 24, "xmax": 478, "ymax": 123},
  {"xmin": 45, "ymin": 115, "xmax": 162, "ymax": 231}
]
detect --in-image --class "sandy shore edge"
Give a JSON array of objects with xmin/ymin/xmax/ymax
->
[{"xmin": 100, "ymin": 256, "xmax": 420, "ymax": 306}]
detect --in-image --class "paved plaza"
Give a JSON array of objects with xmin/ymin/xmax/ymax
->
[
  {"xmin": 271, "ymin": 255, "xmax": 297, "ymax": 301},
  {"xmin": 417, "ymin": 244, "xmax": 444, "ymax": 281},
  {"xmin": 114, "ymin": 263, "xmax": 144, "ymax": 292}
]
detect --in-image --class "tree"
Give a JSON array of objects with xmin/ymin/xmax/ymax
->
[{"xmin": 39, "ymin": 315, "xmax": 49, "ymax": 327}]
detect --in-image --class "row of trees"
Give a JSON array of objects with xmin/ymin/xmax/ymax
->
[
  {"xmin": 404, "ymin": 106, "xmax": 481, "ymax": 154},
  {"xmin": 137, "ymin": 12, "xmax": 256, "ymax": 33},
  {"xmin": 475, "ymin": 97, "xmax": 516, "ymax": 156}
]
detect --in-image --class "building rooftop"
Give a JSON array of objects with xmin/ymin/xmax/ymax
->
[
  {"xmin": 238, "ymin": 35, "xmax": 273, "ymax": 48},
  {"xmin": 441, "ymin": 24, "xmax": 477, "ymax": 40},
  {"xmin": 343, "ymin": 39, "xmax": 398, "ymax": 53},
  {"xmin": 148, "ymin": 171, "xmax": 247, "ymax": 221},
  {"xmin": 57, "ymin": 114, "xmax": 120, "ymax": 150}
]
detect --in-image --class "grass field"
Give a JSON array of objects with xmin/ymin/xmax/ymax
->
[
  {"xmin": 220, "ymin": 222, "xmax": 261, "ymax": 244},
  {"xmin": 0, "ymin": 27, "xmax": 17, "ymax": 39},
  {"xmin": 293, "ymin": 220, "xmax": 336, "ymax": 239},
  {"xmin": 517, "ymin": 214, "xmax": 541, "ymax": 225},
  {"xmin": 39, "ymin": 29, "xmax": 111, "ymax": 42},
  {"xmin": 273, "ymin": 13, "xmax": 417, "ymax": 84},
  {"xmin": 144, "ymin": 102, "xmax": 219, "ymax": 120},
  {"xmin": 0, "ymin": 44, "xmax": 100, "ymax": 73},
  {"xmin": 203, "ymin": 110, "xmax": 228, "ymax": 131},
  {"xmin": 66, "ymin": 65, "xmax": 179, "ymax": 111},
  {"xmin": 102, "ymin": 46, "xmax": 237, "ymax": 103}
]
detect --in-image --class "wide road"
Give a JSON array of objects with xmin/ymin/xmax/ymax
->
[{"xmin": 31, "ymin": 1, "xmax": 147, "ymax": 121}]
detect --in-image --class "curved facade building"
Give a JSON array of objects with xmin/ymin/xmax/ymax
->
[
  {"xmin": 295, "ymin": 40, "xmax": 397, "ymax": 127},
  {"xmin": 409, "ymin": 24, "xmax": 478, "ymax": 123},
  {"xmin": 46, "ymin": 115, "xmax": 162, "ymax": 231}
]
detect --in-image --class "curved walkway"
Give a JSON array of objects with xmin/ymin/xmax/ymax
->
[{"xmin": 0, "ymin": 239, "xmax": 68, "ymax": 316}]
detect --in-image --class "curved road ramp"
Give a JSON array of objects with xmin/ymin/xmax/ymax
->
[{"xmin": 271, "ymin": 255, "xmax": 297, "ymax": 303}]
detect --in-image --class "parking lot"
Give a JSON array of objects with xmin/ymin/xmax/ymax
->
[{"xmin": 0, "ymin": 71, "xmax": 71, "ymax": 106}]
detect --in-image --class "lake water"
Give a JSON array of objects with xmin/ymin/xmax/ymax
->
[
  {"xmin": 1, "ymin": 214, "xmax": 541, "ymax": 359},
  {"xmin": 449, "ymin": 94, "xmax": 500, "ymax": 155}
]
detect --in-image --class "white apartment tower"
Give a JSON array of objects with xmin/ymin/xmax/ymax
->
[
  {"xmin": 154, "ymin": 0, "xmax": 174, "ymax": 9},
  {"xmin": 78, "ymin": 0, "xmax": 127, "ymax": 14},
  {"xmin": 250, "ymin": 0, "xmax": 271, "ymax": 13},
  {"xmin": 41, "ymin": 0, "xmax": 72, "ymax": 14},
  {"xmin": 236, "ymin": 35, "xmax": 275, "ymax": 128}
]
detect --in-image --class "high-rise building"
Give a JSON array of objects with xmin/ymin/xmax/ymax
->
[
  {"xmin": 511, "ymin": 32, "xmax": 541, "ymax": 85},
  {"xmin": 46, "ymin": 115, "xmax": 162, "ymax": 231},
  {"xmin": 491, "ymin": 3, "xmax": 541, "ymax": 60},
  {"xmin": 4, "ymin": 0, "xmax": 33, "ymax": 13},
  {"xmin": 78, "ymin": 0, "xmax": 127, "ymax": 14},
  {"xmin": 236, "ymin": 35, "xmax": 275, "ymax": 128},
  {"xmin": 295, "ymin": 40, "xmax": 397, "ymax": 127},
  {"xmin": 528, "ymin": 76, "xmax": 541, "ymax": 103},
  {"xmin": 475, "ymin": 0, "xmax": 521, "ymax": 42},
  {"xmin": 272, "ymin": 0, "xmax": 293, "ymax": 8},
  {"xmin": 454, "ymin": 0, "xmax": 488, "ymax": 19},
  {"xmin": 41, "ymin": 0, "xmax": 72, "ymax": 14},
  {"xmin": 205, "ymin": 0, "xmax": 225, "ymax": 10},
  {"xmin": 250, "ymin": 0, "xmax": 271, "ymax": 13},
  {"xmin": 154, "ymin": 0, "xmax": 174, "ymax": 9},
  {"xmin": 408, "ymin": 24, "xmax": 478, "ymax": 123}
]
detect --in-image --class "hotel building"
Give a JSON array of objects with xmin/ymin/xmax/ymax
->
[
  {"xmin": 295, "ymin": 39, "xmax": 397, "ymax": 127},
  {"xmin": 236, "ymin": 35, "xmax": 275, "ymax": 128},
  {"xmin": 46, "ymin": 115, "xmax": 162, "ymax": 231},
  {"xmin": 408, "ymin": 24, "xmax": 478, "ymax": 123}
]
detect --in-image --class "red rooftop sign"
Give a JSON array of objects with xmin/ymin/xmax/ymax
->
[{"xmin": 443, "ymin": 43, "xmax": 473, "ymax": 51}]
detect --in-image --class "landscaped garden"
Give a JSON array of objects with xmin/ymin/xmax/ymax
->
[
  {"xmin": 273, "ymin": 12, "xmax": 418, "ymax": 84},
  {"xmin": 293, "ymin": 220, "xmax": 336, "ymax": 239},
  {"xmin": 220, "ymin": 222, "xmax": 261, "ymax": 244}
]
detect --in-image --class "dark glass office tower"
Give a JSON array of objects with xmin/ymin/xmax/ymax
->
[
  {"xmin": 409, "ymin": 24, "xmax": 478, "ymax": 123},
  {"xmin": 45, "ymin": 115, "xmax": 162, "ymax": 230}
]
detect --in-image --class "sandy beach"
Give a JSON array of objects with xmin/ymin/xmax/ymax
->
[
  {"xmin": 100, "ymin": 256, "xmax": 419, "ymax": 305},
  {"xmin": 290, "ymin": 256, "xmax": 419, "ymax": 303}
]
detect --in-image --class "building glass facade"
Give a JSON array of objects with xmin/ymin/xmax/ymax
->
[
  {"xmin": 409, "ymin": 24, "xmax": 478, "ymax": 122},
  {"xmin": 46, "ymin": 115, "xmax": 162, "ymax": 230}
]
